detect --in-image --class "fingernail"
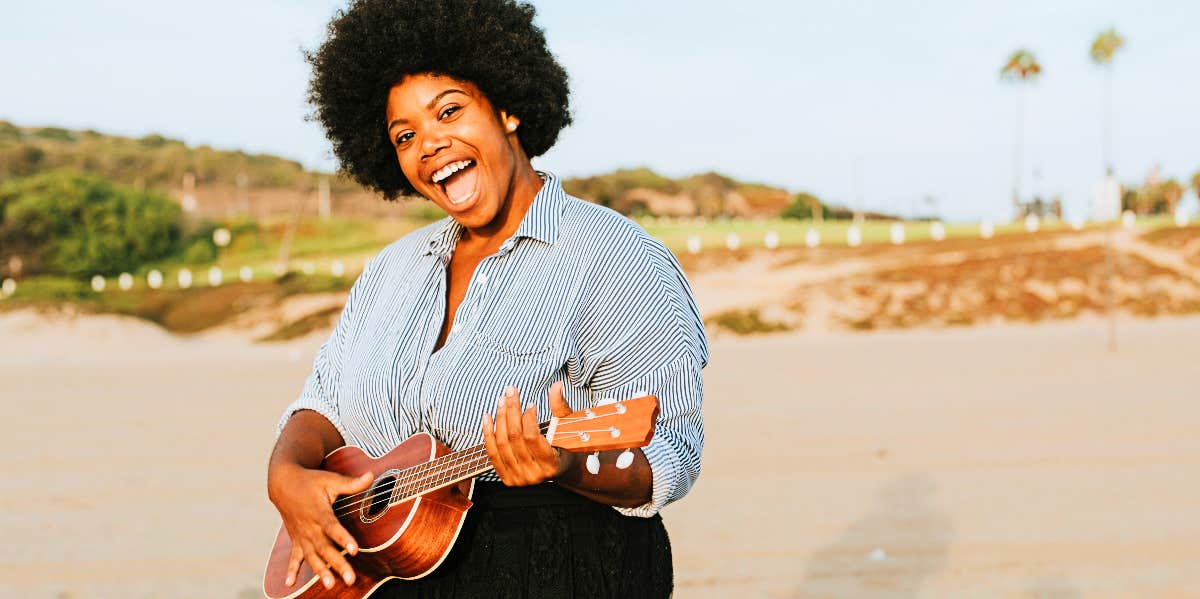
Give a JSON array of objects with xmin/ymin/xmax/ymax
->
[
  {"xmin": 324, "ymin": 575, "xmax": 334, "ymax": 588},
  {"xmin": 285, "ymin": 575, "xmax": 294, "ymax": 586},
  {"xmin": 505, "ymin": 385, "xmax": 516, "ymax": 397},
  {"xmin": 344, "ymin": 572, "xmax": 354, "ymax": 584},
  {"xmin": 348, "ymin": 542, "xmax": 358, "ymax": 554},
  {"xmin": 497, "ymin": 396, "xmax": 505, "ymax": 409}
]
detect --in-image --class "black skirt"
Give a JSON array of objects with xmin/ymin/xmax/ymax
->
[{"xmin": 375, "ymin": 482, "xmax": 673, "ymax": 598}]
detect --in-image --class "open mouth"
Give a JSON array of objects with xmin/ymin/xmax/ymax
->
[{"xmin": 431, "ymin": 159, "xmax": 478, "ymax": 206}]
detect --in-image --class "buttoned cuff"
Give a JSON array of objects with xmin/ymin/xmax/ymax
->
[{"xmin": 613, "ymin": 431, "xmax": 684, "ymax": 518}]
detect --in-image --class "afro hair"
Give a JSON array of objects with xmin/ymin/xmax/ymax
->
[{"xmin": 306, "ymin": 0, "xmax": 572, "ymax": 200}]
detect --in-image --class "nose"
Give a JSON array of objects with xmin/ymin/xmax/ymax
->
[{"xmin": 420, "ymin": 127, "xmax": 450, "ymax": 160}]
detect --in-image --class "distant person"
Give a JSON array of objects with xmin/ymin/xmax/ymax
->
[{"xmin": 265, "ymin": 0, "xmax": 707, "ymax": 597}]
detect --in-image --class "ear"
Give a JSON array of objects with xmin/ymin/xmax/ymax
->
[{"xmin": 499, "ymin": 110, "xmax": 520, "ymax": 133}]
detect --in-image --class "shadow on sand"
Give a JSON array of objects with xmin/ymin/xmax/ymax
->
[{"xmin": 792, "ymin": 472, "xmax": 953, "ymax": 598}]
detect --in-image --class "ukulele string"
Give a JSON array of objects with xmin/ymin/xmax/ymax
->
[
  {"xmin": 328, "ymin": 405, "xmax": 633, "ymax": 518},
  {"xmin": 328, "ymin": 421, "xmax": 552, "ymax": 516},
  {"xmin": 329, "ymin": 444, "xmax": 492, "ymax": 514},
  {"xmin": 329, "ymin": 416, "xmax": 625, "ymax": 518}
]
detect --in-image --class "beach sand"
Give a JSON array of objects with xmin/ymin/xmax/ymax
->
[{"xmin": 2, "ymin": 311, "xmax": 1198, "ymax": 598}]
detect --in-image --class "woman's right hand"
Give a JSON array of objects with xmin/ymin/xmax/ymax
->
[{"xmin": 267, "ymin": 462, "xmax": 373, "ymax": 590}]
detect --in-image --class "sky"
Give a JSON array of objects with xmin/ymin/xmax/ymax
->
[{"xmin": 3, "ymin": 0, "xmax": 1198, "ymax": 222}]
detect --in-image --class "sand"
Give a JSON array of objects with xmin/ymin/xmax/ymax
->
[{"xmin": 2, "ymin": 310, "xmax": 1198, "ymax": 598}]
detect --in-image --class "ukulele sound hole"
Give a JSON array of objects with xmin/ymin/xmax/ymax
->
[{"xmin": 364, "ymin": 475, "xmax": 397, "ymax": 519}]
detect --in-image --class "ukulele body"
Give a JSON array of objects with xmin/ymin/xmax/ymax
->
[{"xmin": 263, "ymin": 433, "xmax": 475, "ymax": 599}]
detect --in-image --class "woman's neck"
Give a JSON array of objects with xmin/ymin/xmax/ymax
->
[{"xmin": 458, "ymin": 166, "xmax": 544, "ymax": 252}]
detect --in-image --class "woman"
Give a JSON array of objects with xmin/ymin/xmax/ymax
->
[{"xmin": 266, "ymin": 0, "xmax": 707, "ymax": 596}]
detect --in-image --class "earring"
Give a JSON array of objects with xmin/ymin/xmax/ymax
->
[{"xmin": 507, "ymin": 122, "xmax": 517, "ymax": 132}]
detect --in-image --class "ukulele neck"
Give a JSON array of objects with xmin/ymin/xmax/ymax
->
[{"xmin": 388, "ymin": 421, "xmax": 552, "ymax": 501}]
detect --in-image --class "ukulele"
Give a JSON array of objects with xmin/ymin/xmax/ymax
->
[{"xmin": 262, "ymin": 394, "xmax": 660, "ymax": 599}]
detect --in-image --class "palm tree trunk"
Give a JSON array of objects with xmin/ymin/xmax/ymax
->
[
  {"xmin": 1103, "ymin": 63, "xmax": 1113, "ymax": 174},
  {"xmin": 1012, "ymin": 87, "xmax": 1026, "ymax": 219}
]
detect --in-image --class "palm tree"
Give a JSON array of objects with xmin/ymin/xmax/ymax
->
[
  {"xmin": 1090, "ymin": 28, "xmax": 1126, "ymax": 175},
  {"xmin": 1000, "ymin": 49, "xmax": 1042, "ymax": 219}
]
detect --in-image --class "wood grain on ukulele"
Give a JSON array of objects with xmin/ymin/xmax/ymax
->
[{"xmin": 263, "ymin": 394, "xmax": 660, "ymax": 599}]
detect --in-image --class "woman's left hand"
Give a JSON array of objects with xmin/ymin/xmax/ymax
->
[{"xmin": 482, "ymin": 381, "xmax": 575, "ymax": 486}]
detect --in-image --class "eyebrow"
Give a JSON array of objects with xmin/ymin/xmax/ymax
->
[{"xmin": 387, "ymin": 89, "xmax": 468, "ymax": 131}]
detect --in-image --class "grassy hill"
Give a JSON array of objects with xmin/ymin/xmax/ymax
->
[
  {"xmin": 562, "ymin": 167, "xmax": 797, "ymax": 218},
  {"xmin": 0, "ymin": 121, "xmax": 816, "ymax": 219},
  {"xmin": 0, "ymin": 121, "xmax": 319, "ymax": 191}
]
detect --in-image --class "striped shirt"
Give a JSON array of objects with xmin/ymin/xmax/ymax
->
[{"xmin": 279, "ymin": 172, "xmax": 708, "ymax": 517}]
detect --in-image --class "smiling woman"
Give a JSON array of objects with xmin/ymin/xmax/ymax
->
[
  {"xmin": 385, "ymin": 75, "xmax": 541, "ymax": 233},
  {"xmin": 266, "ymin": 1, "xmax": 707, "ymax": 598}
]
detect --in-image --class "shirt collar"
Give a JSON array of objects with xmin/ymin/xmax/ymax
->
[{"xmin": 424, "ymin": 171, "xmax": 564, "ymax": 258}]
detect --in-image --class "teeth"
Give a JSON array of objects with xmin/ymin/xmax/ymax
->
[{"xmin": 431, "ymin": 160, "xmax": 474, "ymax": 184}]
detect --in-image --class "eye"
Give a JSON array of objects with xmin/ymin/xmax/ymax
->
[
  {"xmin": 395, "ymin": 131, "xmax": 414, "ymax": 146},
  {"xmin": 439, "ymin": 105, "xmax": 461, "ymax": 120}
]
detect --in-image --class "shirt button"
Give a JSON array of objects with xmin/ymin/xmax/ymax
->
[{"xmin": 478, "ymin": 274, "xmax": 489, "ymax": 286}]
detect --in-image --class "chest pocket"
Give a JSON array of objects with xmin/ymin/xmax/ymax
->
[
  {"xmin": 470, "ymin": 298, "xmax": 561, "ymax": 358},
  {"xmin": 469, "ymin": 257, "xmax": 575, "ymax": 359}
]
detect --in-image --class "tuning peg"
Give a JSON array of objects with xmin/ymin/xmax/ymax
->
[
  {"xmin": 615, "ymin": 449, "xmax": 634, "ymax": 469},
  {"xmin": 586, "ymin": 452, "xmax": 601, "ymax": 475}
]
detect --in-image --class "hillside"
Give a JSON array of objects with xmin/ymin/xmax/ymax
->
[
  {"xmin": 0, "ymin": 121, "xmax": 408, "ymax": 219},
  {"xmin": 0, "ymin": 121, "xmax": 312, "ymax": 190},
  {"xmin": 1, "ymin": 121, "xmax": 841, "ymax": 220},
  {"xmin": 562, "ymin": 167, "xmax": 795, "ymax": 219}
]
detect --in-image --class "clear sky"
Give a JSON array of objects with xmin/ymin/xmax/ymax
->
[{"xmin": 3, "ymin": 0, "xmax": 1198, "ymax": 221}]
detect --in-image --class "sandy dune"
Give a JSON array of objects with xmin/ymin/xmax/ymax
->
[{"xmin": 2, "ymin": 309, "xmax": 1198, "ymax": 598}]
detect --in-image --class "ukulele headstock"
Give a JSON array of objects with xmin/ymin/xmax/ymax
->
[{"xmin": 546, "ymin": 394, "xmax": 659, "ymax": 453}]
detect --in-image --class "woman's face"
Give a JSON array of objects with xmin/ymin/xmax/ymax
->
[{"xmin": 386, "ymin": 73, "xmax": 523, "ymax": 230}]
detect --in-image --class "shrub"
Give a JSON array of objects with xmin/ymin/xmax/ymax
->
[
  {"xmin": 179, "ymin": 238, "xmax": 217, "ymax": 264},
  {"xmin": 707, "ymin": 308, "xmax": 792, "ymax": 335},
  {"xmin": 781, "ymin": 192, "xmax": 827, "ymax": 220},
  {"xmin": 0, "ymin": 171, "xmax": 183, "ymax": 276}
]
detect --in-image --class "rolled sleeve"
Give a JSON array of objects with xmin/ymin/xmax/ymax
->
[
  {"xmin": 275, "ymin": 338, "xmax": 351, "ymax": 441},
  {"xmin": 572, "ymin": 233, "xmax": 709, "ymax": 518},
  {"xmin": 592, "ymin": 353, "xmax": 705, "ymax": 518},
  {"xmin": 274, "ymin": 258, "xmax": 374, "ymax": 440}
]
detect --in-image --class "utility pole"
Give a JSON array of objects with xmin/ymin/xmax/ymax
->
[
  {"xmin": 237, "ymin": 172, "xmax": 249, "ymax": 216},
  {"xmin": 851, "ymin": 154, "xmax": 864, "ymax": 225},
  {"xmin": 318, "ymin": 175, "xmax": 331, "ymax": 220},
  {"xmin": 182, "ymin": 172, "xmax": 197, "ymax": 213}
]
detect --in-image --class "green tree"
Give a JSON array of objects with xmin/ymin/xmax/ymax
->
[
  {"xmin": 781, "ymin": 192, "xmax": 826, "ymax": 220},
  {"xmin": 1090, "ymin": 27, "xmax": 1126, "ymax": 175},
  {"xmin": 0, "ymin": 172, "xmax": 183, "ymax": 276},
  {"xmin": 1134, "ymin": 178, "xmax": 1183, "ymax": 215},
  {"xmin": 1000, "ymin": 49, "xmax": 1042, "ymax": 218}
]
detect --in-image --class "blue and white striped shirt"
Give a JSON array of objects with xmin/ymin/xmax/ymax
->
[{"xmin": 279, "ymin": 172, "xmax": 708, "ymax": 517}]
